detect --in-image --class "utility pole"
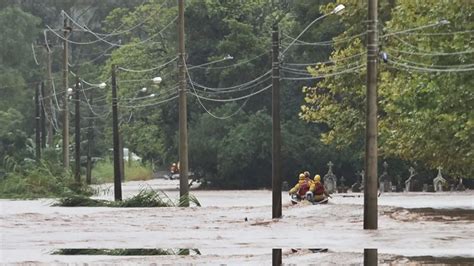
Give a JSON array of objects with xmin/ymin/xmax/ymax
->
[
  {"xmin": 111, "ymin": 64, "xmax": 122, "ymax": 201},
  {"xmin": 46, "ymin": 47, "xmax": 54, "ymax": 147},
  {"xmin": 178, "ymin": 0, "xmax": 189, "ymax": 205},
  {"xmin": 62, "ymin": 18, "xmax": 71, "ymax": 170},
  {"xmin": 40, "ymin": 82, "xmax": 46, "ymax": 149},
  {"xmin": 86, "ymin": 93, "xmax": 93, "ymax": 185},
  {"xmin": 364, "ymin": 0, "xmax": 378, "ymax": 230},
  {"xmin": 35, "ymin": 83, "xmax": 41, "ymax": 162},
  {"xmin": 272, "ymin": 24, "xmax": 282, "ymax": 219},
  {"xmin": 74, "ymin": 77, "xmax": 81, "ymax": 183},
  {"xmin": 364, "ymin": 249, "xmax": 378, "ymax": 266},
  {"xmin": 119, "ymin": 134, "xmax": 125, "ymax": 182}
]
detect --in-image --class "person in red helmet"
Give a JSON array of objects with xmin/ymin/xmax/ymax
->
[
  {"xmin": 306, "ymin": 174, "xmax": 330, "ymax": 203},
  {"xmin": 170, "ymin": 163, "xmax": 178, "ymax": 175},
  {"xmin": 289, "ymin": 173, "xmax": 311, "ymax": 202}
]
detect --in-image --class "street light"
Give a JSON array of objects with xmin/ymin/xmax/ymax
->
[
  {"xmin": 152, "ymin": 76, "xmax": 162, "ymax": 84},
  {"xmin": 332, "ymin": 4, "xmax": 346, "ymax": 14},
  {"xmin": 282, "ymin": 4, "xmax": 346, "ymax": 55},
  {"xmin": 98, "ymin": 82, "xmax": 106, "ymax": 89}
]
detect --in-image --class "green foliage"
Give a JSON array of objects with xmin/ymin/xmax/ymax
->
[
  {"xmin": 52, "ymin": 248, "xmax": 172, "ymax": 256},
  {"xmin": 52, "ymin": 248, "xmax": 200, "ymax": 256},
  {"xmin": 0, "ymin": 155, "xmax": 92, "ymax": 199},
  {"xmin": 91, "ymin": 159, "xmax": 153, "ymax": 184},
  {"xmin": 301, "ymin": 0, "xmax": 473, "ymax": 177},
  {"xmin": 54, "ymin": 187, "xmax": 201, "ymax": 207}
]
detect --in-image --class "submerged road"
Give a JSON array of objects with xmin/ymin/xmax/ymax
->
[{"xmin": 1, "ymin": 179, "xmax": 473, "ymax": 264}]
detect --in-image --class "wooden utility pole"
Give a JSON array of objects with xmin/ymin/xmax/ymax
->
[
  {"xmin": 35, "ymin": 83, "xmax": 41, "ymax": 162},
  {"xmin": 111, "ymin": 64, "xmax": 122, "ymax": 201},
  {"xmin": 74, "ymin": 78, "xmax": 81, "ymax": 183},
  {"xmin": 272, "ymin": 249, "xmax": 282, "ymax": 266},
  {"xmin": 46, "ymin": 48, "xmax": 54, "ymax": 147},
  {"xmin": 364, "ymin": 0, "xmax": 378, "ymax": 230},
  {"xmin": 40, "ymin": 82, "xmax": 46, "ymax": 148},
  {"xmin": 178, "ymin": 0, "xmax": 189, "ymax": 205},
  {"xmin": 62, "ymin": 18, "xmax": 71, "ymax": 170},
  {"xmin": 272, "ymin": 24, "xmax": 282, "ymax": 219},
  {"xmin": 364, "ymin": 249, "xmax": 378, "ymax": 266},
  {"xmin": 86, "ymin": 93, "xmax": 93, "ymax": 185}
]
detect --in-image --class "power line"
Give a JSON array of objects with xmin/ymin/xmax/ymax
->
[
  {"xmin": 380, "ymin": 21, "xmax": 447, "ymax": 37},
  {"xmin": 386, "ymin": 58, "xmax": 474, "ymax": 72},
  {"xmin": 284, "ymin": 52, "xmax": 366, "ymax": 66},
  {"xmin": 387, "ymin": 34, "xmax": 474, "ymax": 56},
  {"xmin": 118, "ymin": 56, "xmax": 178, "ymax": 73},
  {"xmin": 185, "ymin": 61, "xmax": 261, "ymax": 119},
  {"xmin": 282, "ymin": 31, "xmax": 367, "ymax": 46},
  {"xmin": 188, "ymin": 70, "xmax": 271, "ymax": 92},
  {"xmin": 386, "ymin": 54, "xmax": 474, "ymax": 69},
  {"xmin": 190, "ymin": 75, "xmax": 272, "ymax": 94},
  {"xmin": 281, "ymin": 64, "xmax": 365, "ymax": 80},
  {"xmin": 121, "ymin": 94, "xmax": 179, "ymax": 108}
]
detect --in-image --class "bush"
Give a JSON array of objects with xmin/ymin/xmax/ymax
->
[
  {"xmin": 0, "ymin": 162, "xmax": 92, "ymax": 199},
  {"xmin": 54, "ymin": 187, "xmax": 201, "ymax": 207}
]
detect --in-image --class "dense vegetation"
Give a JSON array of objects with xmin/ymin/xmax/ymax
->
[{"xmin": 0, "ymin": 0, "xmax": 472, "ymax": 196}]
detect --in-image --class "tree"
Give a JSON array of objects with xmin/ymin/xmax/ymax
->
[{"xmin": 301, "ymin": 0, "xmax": 473, "ymax": 177}]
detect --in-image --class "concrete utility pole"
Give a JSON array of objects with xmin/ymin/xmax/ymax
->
[
  {"xmin": 40, "ymin": 82, "xmax": 46, "ymax": 149},
  {"xmin": 111, "ymin": 64, "xmax": 122, "ymax": 201},
  {"xmin": 35, "ymin": 83, "xmax": 41, "ymax": 162},
  {"xmin": 272, "ymin": 24, "xmax": 282, "ymax": 219},
  {"xmin": 178, "ymin": 0, "xmax": 189, "ymax": 205},
  {"xmin": 74, "ymin": 78, "xmax": 81, "ymax": 183},
  {"xmin": 364, "ymin": 0, "xmax": 378, "ymax": 230},
  {"xmin": 62, "ymin": 18, "xmax": 71, "ymax": 170},
  {"xmin": 46, "ymin": 48, "xmax": 54, "ymax": 147},
  {"xmin": 86, "ymin": 93, "xmax": 93, "ymax": 185}
]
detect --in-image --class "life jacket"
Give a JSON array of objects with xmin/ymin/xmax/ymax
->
[
  {"xmin": 170, "ymin": 165, "xmax": 177, "ymax": 174},
  {"xmin": 313, "ymin": 182, "xmax": 325, "ymax": 195},
  {"xmin": 297, "ymin": 181, "xmax": 310, "ymax": 196}
]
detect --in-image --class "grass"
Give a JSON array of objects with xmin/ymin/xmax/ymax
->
[
  {"xmin": 54, "ymin": 187, "xmax": 201, "ymax": 207},
  {"xmin": 91, "ymin": 159, "xmax": 153, "ymax": 184},
  {"xmin": 52, "ymin": 248, "xmax": 201, "ymax": 256}
]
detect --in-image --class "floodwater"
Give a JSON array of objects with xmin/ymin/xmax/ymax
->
[{"xmin": 1, "ymin": 179, "xmax": 473, "ymax": 264}]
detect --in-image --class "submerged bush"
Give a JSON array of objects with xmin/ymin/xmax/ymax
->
[
  {"xmin": 54, "ymin": 187, "xmax": 201, "ymax": 207},
  {"xmin": 0, "ymin": 149, "xmax": 92, "ymax": 199}
]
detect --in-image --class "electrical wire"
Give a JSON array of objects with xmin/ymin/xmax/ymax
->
[
  {"xmin": 398, "ymin": 29, "xmax": 474, "ymax": 36},
  {"xmin": 387, "ymin": 34, "xmax": 474, "ymax": 56},
  {"xmin": 387, "ymin": 46, "xmax": 474, "ymax": 56},
  {"xmin": 386, "ymin": 58, "xmax": 474, "ymax": 72},
  {"xmin": 185, "ymin": 62, "xmax": 263, "ymax": 119},
  {"xmin": 118, "ymin": 56, "xmax": 178, "ymax": 73},
  {"xmin": 282, "ymin": 31, "xmax": 367, "ymax": 46},
  {"xmin": 282, "ymin": 64, "xmax": 365, "ymax": 80},
  {"xmin": 59, "ymin": 0, "xmax": 161, "ymax": 39},
  {"xmin": 380, "ymin": 21, "xmax": 444, "ymax": 37},
  {"xmin": 69, "ymin": 45, "xmax": 115, "ymax": 67},
  {"xmin": 189, "ymin": 70, "xmax": 271, "ymax": 92},
  {"xmin": 188, "ymin": 52, "xmax": 269, "ymax": 70},
  {"xmin": 386, "ymin": 54, "xmax": 474, "ymax": 69},
  {"xmin": 31, "ymin": 43, "xmax": 40, "ymax": 66},
  {"xmin": 284, "ymin": 52, "xmax": 366, "ymax": 66},
  {"xmin": 121, "ymin": 94, "xmax": 179, "ymax": 108},
  {"xmin": 190, "ymin": 75, "xmax": 272, "ymax": 94},
  {"xmin": 282, "ymin": 12, "xmax": 333, "ymax": 55}
]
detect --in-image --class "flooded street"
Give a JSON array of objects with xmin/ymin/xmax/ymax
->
[{"xmin": 1, "ymin": 179, "xmax": 473, "ymax": 264}]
